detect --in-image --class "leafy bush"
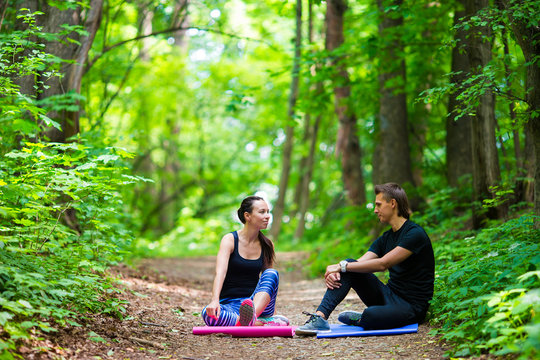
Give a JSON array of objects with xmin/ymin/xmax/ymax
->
[
  {"xmin": 0, "ymin": 8, "xmax": 138, "ymax": 357},
  {"xmin": 303, "ymin": 204, "xmax": 378, "ymax": 276},
  {"xmin": 0, "ymin": 140, "xmax": 136, "ymax": 355},
  {"xmin": 429, "ymin": 214, "xmax": 539, "ymax": 359},
  {"xmin": 133, "ymin": 216, "xmax": 232, "ymax": 258}
]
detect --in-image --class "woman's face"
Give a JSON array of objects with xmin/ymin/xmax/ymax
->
[{"xmin": 246, "ymin": 200, "xmax": 271, "ymax": 229}]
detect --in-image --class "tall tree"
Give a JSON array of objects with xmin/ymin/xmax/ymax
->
[
  {"xmin": 446, "ymin": 9, "xmax": 473, "ymax": 188},
  {"xmin": 10, "ymin": 1, "xmax": 102, "ymax": 232},
  {"xmin": 294, "ymin": 0, "xmax": 323, "ymax": 240},
  {"xmin": 500, "ymin": 0, "xmax": 540, "ymax": 220},
  {"xmin": 464, "ymin": 0, "xmax": 506, "ymax": 227},
  {"xmin": 325, "ymin": 0, "xmax": 366, "ymax": 206},
  {"xmin": 373, "ymin": 0, "xmax": 416, "ymax": 197},
  {"xmin": 12, "ymin": 1, "xmax": 102, "ymax": 142},
  {"xmin": 270, "ymin": 0, "xmax": 302, "ymax": 241},
  {"xmin": 40, "ymin": 0, "xmax": 103, "ymax": 142},
  {"xmin": 172, "ymin": 0, "xmax": 189, "ymax": 48}
]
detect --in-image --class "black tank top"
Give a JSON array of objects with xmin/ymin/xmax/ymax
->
[{"xmin": 219, "ymin": 231, "xmax": 263, "ymax": 299}]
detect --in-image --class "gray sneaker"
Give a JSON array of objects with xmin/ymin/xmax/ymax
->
[
  {"xmin": 337, "ymin": 310, "xmax": 362, "ymax": 326},
  {"xmin": 295, "ymin": 312, "xmax": 330, "ymax": 336}
]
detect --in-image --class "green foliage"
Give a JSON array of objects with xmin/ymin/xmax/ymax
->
[
  {"xmin": 133, "ymin": 216, "xmax": 231, "ymax": 258},
  {"xmin": 303, "ymin": 204, "xmax": 379, "ymax": 276},
  {"xmin": 429, "ymin": 214, "xmax": 539, "ymax": 358},
  {"xmin": 0, "ymin": 139, "xmax": 135, "ymax": 352},
  {"xmin": 0, "ymin": 8, "xmax": 137, "ymax": 356},
  {"xmin": 1, "ymin": 1, "xmax": 538, "ymax": 359},
  {"xmin": 302, "ymin": 184, "xmax": 538, "ymax": 360}
]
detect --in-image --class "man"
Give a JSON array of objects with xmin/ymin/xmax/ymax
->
[{"xmin": 296, "ymin": 183, "xmax": 434, "ymax": 335}]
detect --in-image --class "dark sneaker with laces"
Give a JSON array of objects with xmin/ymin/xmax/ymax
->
[
  {"xmin": 295, "ymin": 312, "xmax": 330, "ymax": 336},
  {"xmin": 337, "ymin": 310, "xmax": 362, "ymax": 326}
]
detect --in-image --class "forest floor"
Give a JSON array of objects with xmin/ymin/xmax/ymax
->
[{"xmin": 25, "ymin": 252, "xmax": 456, "ymax": 359}]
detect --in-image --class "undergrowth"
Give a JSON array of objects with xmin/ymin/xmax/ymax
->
[
  {"xmin": 0, "ymin": 9, "xmax": 139, "ymax": 357},
  {"xmin": 0, "ymin": 141, "xmax": 137, "ymax": 358},
  {"xmin": 302, "ymin": 185, "xmax": 538, "ymax": 359},
  {"xmin": 429, "ymin": 214, "xmax": 539, "ymax": 359}
]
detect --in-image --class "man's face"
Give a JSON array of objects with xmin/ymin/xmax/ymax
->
[{"xmin": 374, "ymin": 193, "xmax": 394, "ymax": 224}]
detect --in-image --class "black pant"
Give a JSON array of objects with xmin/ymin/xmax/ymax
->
[{"xmin": 316, "ymin": 261, "xmax": 426, "ymax": 329}]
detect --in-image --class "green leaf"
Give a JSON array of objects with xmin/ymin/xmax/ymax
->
[
  {"xmin": 39, "ymin": 114, "xmax": 62, "ymax": 130},
  {"xmin": 0, "ymin": 312, "xmax": 14, "ymax": 326},
  {"xmin": 17, "ymin": 300, "xmax": 33, "ymax": 309},
  {"xmin": 96, "ymin": 154, "xmax": 119, "ymax": 164}
]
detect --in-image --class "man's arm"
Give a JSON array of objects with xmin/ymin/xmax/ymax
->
[
  {"xmin": 349, "ymin": 247, "xmax": 412, "ymax": 273},
  {"xmin": 325, "ymin": 247, "xmax": 413, "ymax": 283}
]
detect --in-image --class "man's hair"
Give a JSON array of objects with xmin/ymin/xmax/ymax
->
[{"xmin": 374, "ymin": 183, "xmax": 411, "ymax": 219}]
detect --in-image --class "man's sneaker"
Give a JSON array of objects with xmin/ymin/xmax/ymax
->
[
  {"xmin": 238, "ymin": 298, "xmax": 257, "ymax": 326},
  {"xmin": 295, "ymin": 311, "xmax": 330, "ymax": 336},
  {"xmin": 258, "ymin": 315, "xmax": 290, "ymax": 326},
  {"xmin": 337, "ymin": 310, "xmax": 363, "ymax": 326}
]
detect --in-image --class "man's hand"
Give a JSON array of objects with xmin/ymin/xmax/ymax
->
[{"xmin": 324, "ymin": 264, "xmax": 341, "ymax": 289}]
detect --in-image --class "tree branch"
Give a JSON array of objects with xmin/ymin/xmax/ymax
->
[
  {"xmin": 85, "ymin": 25, "xmax": 275, "ymax": 73},
  {"xmin": 0, "ymin": 0, "xmax": 8, "ymax": 32}
]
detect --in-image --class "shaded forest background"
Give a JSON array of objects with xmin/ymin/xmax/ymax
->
[{"xmin": 0, "ymin": 0, "xmax": 538, "ymax": 358}]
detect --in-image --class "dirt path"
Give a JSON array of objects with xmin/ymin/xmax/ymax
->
[{"xmin": 32, "ymin": 252, "xmax": 448, "ymax": 359}]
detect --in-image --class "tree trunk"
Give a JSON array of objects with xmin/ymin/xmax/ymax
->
[
  {"xmin": 139, "ymin": 5, "xmax": 154, "ymax": 62},
  {"xmin": 41, "ymin": 0, "xmax": 103, "ymax": 142},
  {"xmin": 269, "ymin": 0, "xmax": 302, "ymax": 241},
  {"xmin": 373, "ymin": 0, "xmax": 416, "ymax": 199},
  {"xmin": 464, "ymin": 0, "xmax": 506, "ymax": 228},
  {"xmin": 172, "ymin": 0, "xmax": 189, "ymax": 49},
  {"xmin": 325, "ymin": 0, "xmax": 366, "ymax": 206},
  {"xmin": 446, "ymin": 9, "xmax": 473, "ymax": 188},
  {"xmin": 294, "ymin": 114, "xmax": 321, "ymax": 240},
  {"xmin": 500, "ymin": 0, "xmax": 540, "ymax": 221},
  {"xmin": 294, "ymin": 0, "xmax": 321, "ymax": 240},
  {"xmin": 12, "ymin": 1, "xmax": 102, "ymax": 233}
]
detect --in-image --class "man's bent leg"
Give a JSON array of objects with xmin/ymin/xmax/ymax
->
[
  {"xmin": 348, "ymin": 271, "xmax": 386, "ymax": 306},
  {"xmin": 359, "ymin": 299, "xmax": 416, "ymax": 330},
  {"xmin": 317, "ymin": 266, "xmax": 386, "ymax": 319}
]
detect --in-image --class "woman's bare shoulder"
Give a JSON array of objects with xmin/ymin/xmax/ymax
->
[{"xmin": 219, "ymin": 232, "xmax": 235, "ymax": 251}]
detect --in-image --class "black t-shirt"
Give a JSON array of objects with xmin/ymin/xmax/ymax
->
[
  {"xmin": 219, "ymin": 231, "xmax": 263, "ymax": 299},
  {"xmin": 368, "ymin": 220, "xmax": 434, "ymax": 309}
]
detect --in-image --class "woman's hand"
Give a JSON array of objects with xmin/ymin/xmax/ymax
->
[
  {"xmin": 324, "ymin": 264, "xmax": 341, "ymax": 289},
  {"xmin": 205, "ymin": 299, "xmax": 220, "ymax": 320}
]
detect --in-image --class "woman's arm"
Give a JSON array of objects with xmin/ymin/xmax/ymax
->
[{"xmin": 205, "ymin": 233, "xmax": 234, "ymax": 319}]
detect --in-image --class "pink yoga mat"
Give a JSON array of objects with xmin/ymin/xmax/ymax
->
[{"xmin": 192, "ymin": 326, "xmax": 296, "ymax": 337}]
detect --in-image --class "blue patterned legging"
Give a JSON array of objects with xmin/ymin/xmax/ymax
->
[{"xmin": 201, "ymin": 268, "xmax": 280, "ymax": 326}]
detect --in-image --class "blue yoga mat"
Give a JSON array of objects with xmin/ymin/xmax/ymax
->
[{"xmin": 316, "ymin": 323, "xmax": 418, "ymax": 338}]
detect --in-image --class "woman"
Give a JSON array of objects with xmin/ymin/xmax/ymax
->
[{"xmin": 201, "ymin": 196, "xmax": 289, "ymax": 326}]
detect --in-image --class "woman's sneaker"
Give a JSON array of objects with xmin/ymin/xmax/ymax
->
[
  {"xmin": 238, "ymin": 299, "xmax": 257, "ymax": 326},
  {"xmin": 295, "ymin": 312, "xmax": 330, "ymax": 336},
  {"xmin": 337, "ymin": 310, "xmax": 363, "ymax": 326},
  {"xmin": 258, "ymin": 315, "xmax": 290, "ymax": 326}
]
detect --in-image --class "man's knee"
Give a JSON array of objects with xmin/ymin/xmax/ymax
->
[
  {"xmin": 360, "ymin": 306, "xmax": 415, "ymax": 330},
  {"xmin": 358, "ymin": 307, "xmax": 381, "ymax": 329}
]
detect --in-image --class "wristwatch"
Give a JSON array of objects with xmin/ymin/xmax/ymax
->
[{"xmin": 339, "ymin": 260, "xmax": 348, "ymax": 273}]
